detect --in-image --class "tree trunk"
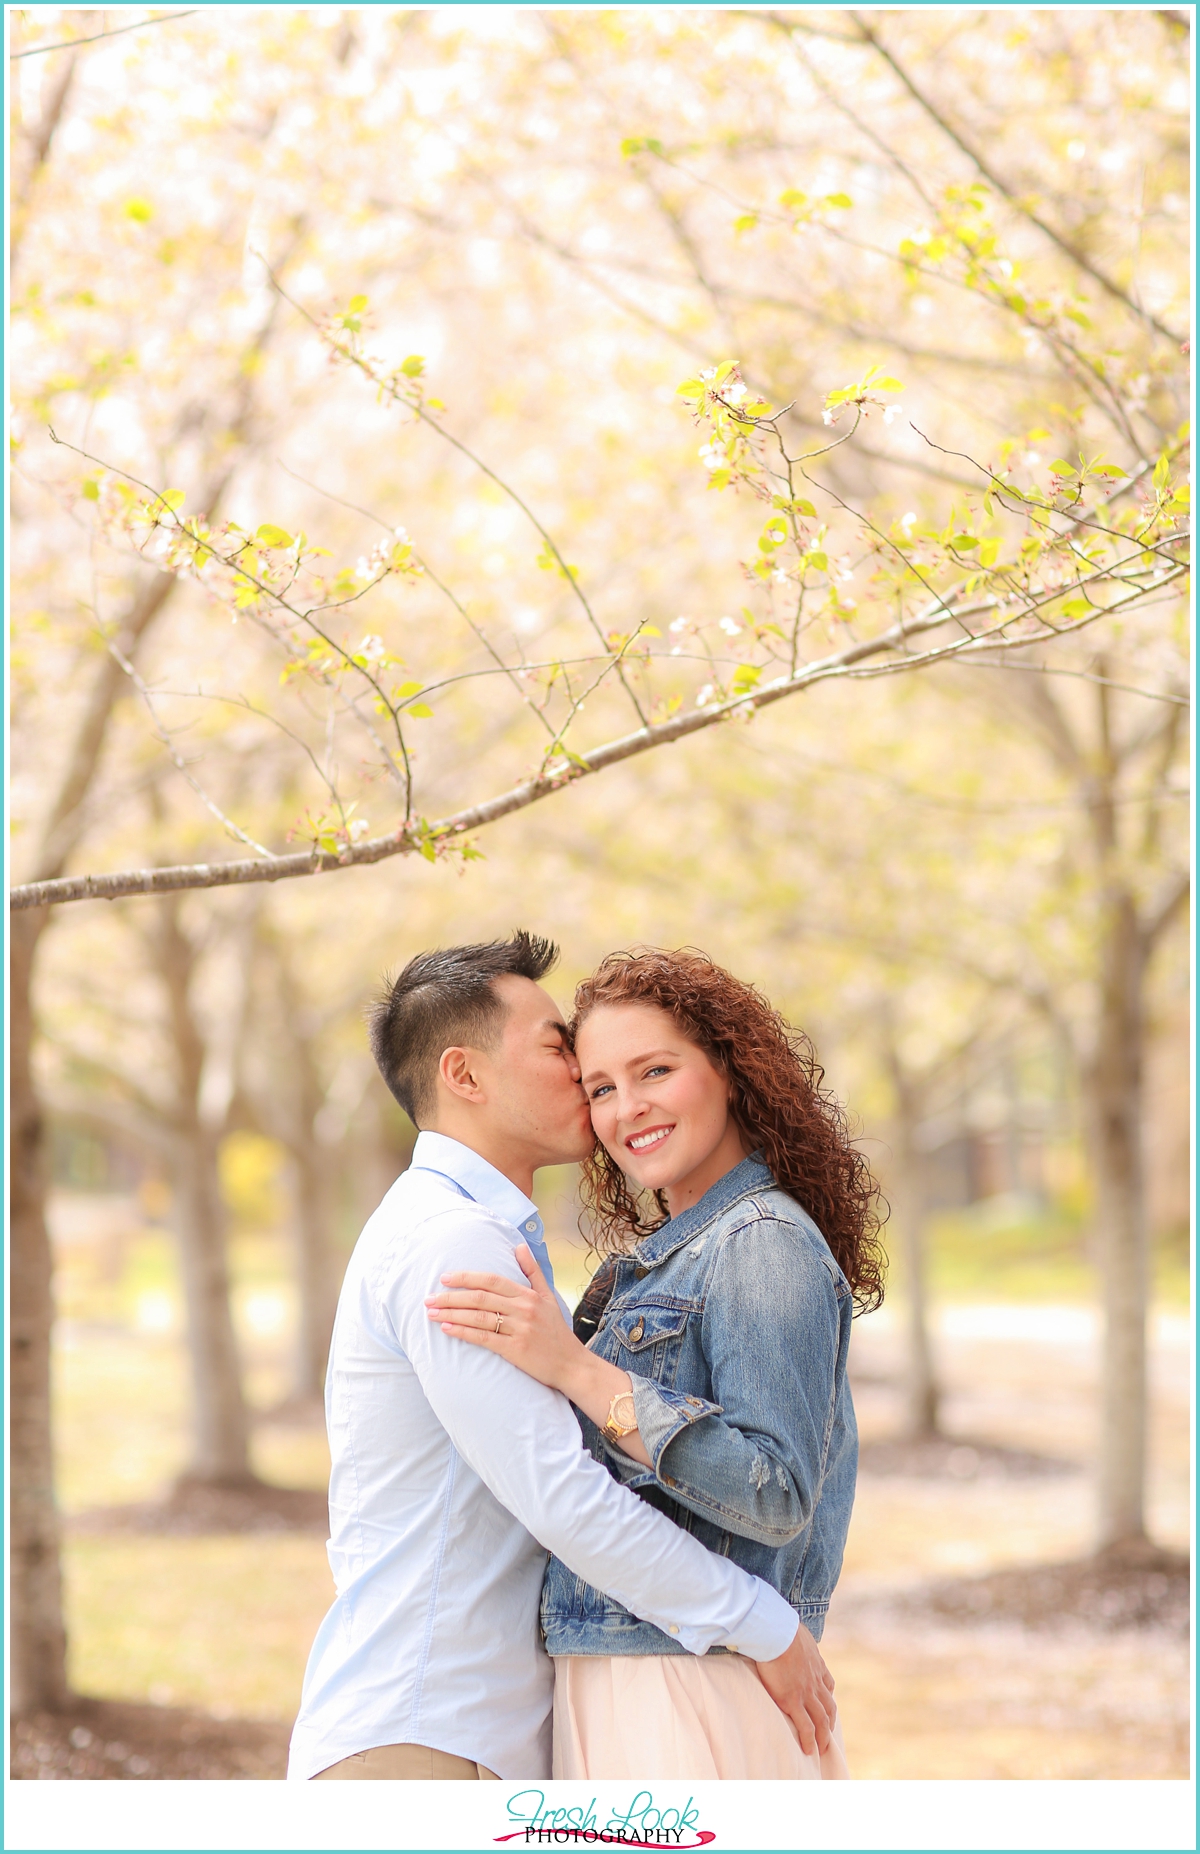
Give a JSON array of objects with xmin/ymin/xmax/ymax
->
[
  {"xmin": 902, "ymin": 1207, "xmax": 940, "ymax": 1438},
  {"xmin": 170, "ymin": 1123, "xmax": 251, "ymax": 1482},
  {"xmin": 156, "ymin": 898, "xmax": 252, "ymax": 1483},
  {"xmin": 1086, "ymin": 888, "xmax": 1148, "ymax": 1548},
  {"xmin": 9, "ymin": 908, "xmax": 70, "ymax": 1711},
  {"xmin": 895, "ymin": 1136, "xmax": 941, "ymax": 1439},
  {"xmin": 289, "ymin": 1143, "xmax": 337, "ymax": 1400},
  {"xmin": 884, "ymin": 1050, "xmax": 942, "ymax": 1439}
]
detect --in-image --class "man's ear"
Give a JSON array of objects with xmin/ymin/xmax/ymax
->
[{"xmin": 438, "ymin": 1044, "xmax": 487, "ymax": 1105}]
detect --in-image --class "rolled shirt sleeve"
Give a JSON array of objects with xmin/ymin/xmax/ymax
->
[{"xmin": 381, "ymin": 1209, "xmax": 798, "ymax": 1663}]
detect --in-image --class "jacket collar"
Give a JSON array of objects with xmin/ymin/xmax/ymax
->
[{"xmin": 632, "ymin": 1153, "xmax": 775, "ymax": 1270}]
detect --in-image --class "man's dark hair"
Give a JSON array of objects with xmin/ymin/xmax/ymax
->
[{"xmin": 367, "ymin": 931, "xmax": 559, "ymax": 1125}]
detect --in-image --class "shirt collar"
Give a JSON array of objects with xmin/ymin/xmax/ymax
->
[{"xmin": 410, "ymin": 1130, "xmax": 544, "ymax": 1242}]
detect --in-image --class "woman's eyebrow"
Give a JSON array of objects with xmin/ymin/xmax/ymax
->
[{"xmin": 581, "ymin": 1047, "xmax": 678, "ymax": 1082}]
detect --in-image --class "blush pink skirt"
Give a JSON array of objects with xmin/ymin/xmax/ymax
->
[{"xmin": 552, "ymin": 1653, "xmax": 850, "ymax": 1781}]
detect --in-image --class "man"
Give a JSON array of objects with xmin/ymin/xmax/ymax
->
[{"xmin": 288, "ymin": 932, "xmax": 835, "ymax": 1781}]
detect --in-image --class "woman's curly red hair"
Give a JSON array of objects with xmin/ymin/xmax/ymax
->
[{"xmin": 573, "ymin": 947, "xmax": 887, "ymax": 1314}]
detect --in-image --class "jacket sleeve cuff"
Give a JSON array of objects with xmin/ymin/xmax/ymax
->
[{"xmin": 621, "ymin": 1373, "xmax": 722, "ymax": 1470}]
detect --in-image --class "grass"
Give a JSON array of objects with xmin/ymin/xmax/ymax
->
[
  {"xmin": 919, "ymin": 1198, "xmax": 1190, "ymax": 1305},
  {"xmin": 65, "ymin": 1536, "xmax": 332, "ymax": 1722}
]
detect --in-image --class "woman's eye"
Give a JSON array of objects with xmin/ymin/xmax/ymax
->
[
  {"xmin": 645, "ymin": 1066, "xmax": 670, "ymax": 1078},
  {"xmin": 590, "ymin": 1084, "xmax": 613, "ymax": 1100}
]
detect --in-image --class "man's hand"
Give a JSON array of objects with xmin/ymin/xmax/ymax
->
[{"xmin": 752, "ymin": 1621, "xmax": 836, "ymax": 1757}]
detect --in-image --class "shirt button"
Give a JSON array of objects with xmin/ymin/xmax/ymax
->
[
  {"xmin": 668, "ymin": 1624, "xmax": 679, "ymax": 1635},
  {"xmin": 727, "ymin": 1644, "xmax": 738, "ymax": 1655},
  {"xmin": 525, "ymin": 1220, "xmax": 537, "ymax": 1232}
]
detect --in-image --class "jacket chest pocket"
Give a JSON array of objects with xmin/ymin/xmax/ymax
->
[{"xmin": 608, "ymin": 1303, "xmax": 691, "ymax": 1384}]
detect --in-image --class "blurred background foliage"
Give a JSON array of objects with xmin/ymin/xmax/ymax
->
[{"xmin": 9, "ymin": 2, "xmax": 1189, "ymax": 1780}]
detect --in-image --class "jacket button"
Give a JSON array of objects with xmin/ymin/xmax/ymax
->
[
  {"xmin": 628, "ymin": 1319, "xmax": 644, "ymax": 1343},
  {"xmin": 668, "ymin": 1624, "xmax": 679, "ymax": 1635},
  {"xmin": 635, "ymin": 1266, "xmax": 650, "ymax": 1280}
]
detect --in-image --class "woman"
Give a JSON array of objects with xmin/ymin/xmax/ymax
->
[{"xmin": 426, "ymin": 948, "xmax": 885, "ymax": 1780}]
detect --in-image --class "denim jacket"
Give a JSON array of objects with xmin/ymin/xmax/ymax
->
[{"xmin": 541, "ymin": 1156, "xmax": 857, "ymax": 1655}]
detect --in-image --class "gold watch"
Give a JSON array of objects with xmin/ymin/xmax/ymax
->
[{"xmin": 601, "ymin": 1389, "xmax": 638, "ymax": 1443}]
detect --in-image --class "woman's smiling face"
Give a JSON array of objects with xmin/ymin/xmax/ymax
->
[{"xmin": 576, "ymin": 1002, "xmax": 750, "ymax": 1214}]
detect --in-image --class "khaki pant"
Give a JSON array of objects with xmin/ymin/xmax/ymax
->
[{"xmin": 313, "ymin": 1742, "xmax": 501, "ymax": 1781}]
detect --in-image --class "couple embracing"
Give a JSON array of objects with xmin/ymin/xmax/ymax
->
[{"xmin": 288, "ymin": 932, "xmax": 884, "ymax": 1783}]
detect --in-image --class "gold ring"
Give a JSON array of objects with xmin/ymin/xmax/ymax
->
[{"xmin": 494, "ymin": 1311, "xmax": 504, "ymax": 1334}]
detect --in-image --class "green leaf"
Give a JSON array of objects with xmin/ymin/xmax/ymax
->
[
  {"xmin": 794, "ymin": 498, "xmax": 817, "ymax": 518},
  {"xmin": 948, "ymin": 534, "xmax": 979, "ymax": 551},
  {"xmin": 714, "ymin": 360, "xmax": 736, "ymax": 384},
  {"xmin": 732, "ymin": 663, "xmax": 762, "ymax": 691},
  {"xmin": 400, "ymin": 355, "xmax": 425, "ymax": 378},
  {"xmin": 806, "ymin": 551, "xmax": 828, "ymax": 571},
  {"xmin": 779, "ymin": 188, "xmax": 808, "ymax": 210},
  {"xmin": 1092, "ymin": 464, "xmax": 1127, "ymax": 478},
  {"xmin": 407, "ymin": 702, "xmax": 434, "ymax": 718},
  {"xmin": 124, "ymin": 198, "xmax": 154, "ymax": 223},
  {"xmin": 1048, "ymin": 459, "xmax": 1075, "ymax": 477},
  {"xmin": 824, "ymin": 192, "xmax": 853, "ymax": 209},
  {"xmin": 1153, "ymin": 453, "xmax": 1171, "ymax": 490},
  {"xmin": 394, "ymin": 681, "xmax": 424, "ymax": 699},
  {"xmin": 256, "ymin": 523, "xmax": 293, "ymax": 547},
  {"xmin": 677, "ymin": 379, "xmax": 706, "ymax": 398},
  {"xmin": 348, "ymin": 294, "xmax": 369, "ymax": 312},
  {"xmin": 733, "ymin": 213, "xmax": 758, "ymax": 234},
  {"xmin": 1060, "ymin": 597, "xmax": 1091, "ymax": 618},
  {"xmin": 978, "ymin": 536, "xmax": 1000, "ymax": 568},
  {"xmin": 873, "ymin": 376, "xmax": 904, "ymax": 393},
  {"xmin": 419, "ymin": 837, "xmax": 437, "ymax": 863},
  {"xmin": 81, "ymin": 478, "xmax": 100, "ymax": 501}
]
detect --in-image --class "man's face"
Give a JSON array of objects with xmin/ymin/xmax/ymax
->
[{"xmin": 482, "ymin": 975, "xmax": 593, "ymax": 1166}]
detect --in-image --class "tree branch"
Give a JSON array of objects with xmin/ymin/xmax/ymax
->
[
  {"xmin": 9, "ymin": 566, "xmax": 1151, "ymax": 911},
  {"xmin": 11, "ymin": 11, "xmax": 198, "ymax": 60},
  {"xmin": 1142, "ymin": 870, "xmax": 1190, "ymax": 950},
  {"xmin": 847, "ymin": 11, "xmax": 1185, "ymax": 346}
]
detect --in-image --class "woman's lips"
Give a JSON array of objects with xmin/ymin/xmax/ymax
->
[{"xmin": 626, "ymin": 1124, "xmax": 674, "ymax": 1154}]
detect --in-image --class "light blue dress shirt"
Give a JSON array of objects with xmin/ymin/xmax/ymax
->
[{"xmin": 287, "ymin": 1131, "xmax": 798, "ymax": 1781}]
